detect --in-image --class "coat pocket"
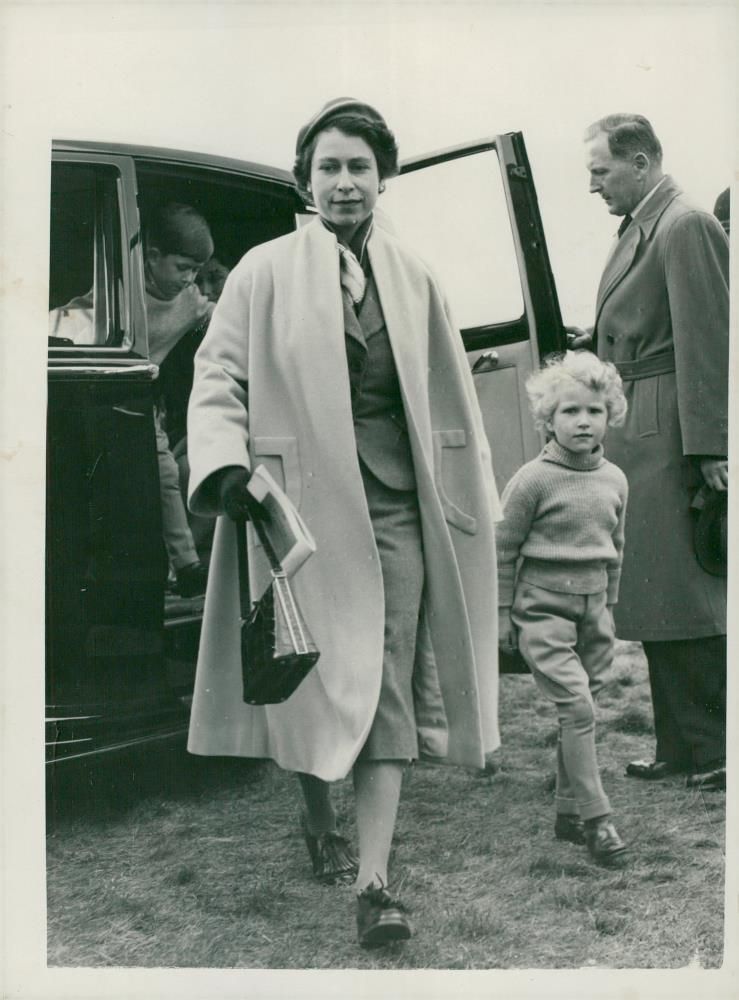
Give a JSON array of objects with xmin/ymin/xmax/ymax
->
[
  {"xmin": 433, "ymin": 429, "xmax": 478, "ymax": 535},
  {"xmin": 251, "ymin": 436, "xmax": 302, "ymax": 509}
]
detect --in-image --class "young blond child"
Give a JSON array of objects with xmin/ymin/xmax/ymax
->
[{"xmin": 497, "ymin": 351, "xmax": 629, "ymax": 866}]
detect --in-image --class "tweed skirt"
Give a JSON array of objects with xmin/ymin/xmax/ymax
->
[{"xmin": 357, "ymin": 458, "xmax": 425, "ymax": 761}]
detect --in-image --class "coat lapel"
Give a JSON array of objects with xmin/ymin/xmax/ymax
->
[
  {"xmin": 595, "ymin": 176, "xmax": 683, "ymax": 325},
  {"xmin": 595, "ymin": 226, "xmax": 640, "ymax": 320},
  {"xmin": 366, "ymin": 229, "xmax": 433, "ymax": 458}
]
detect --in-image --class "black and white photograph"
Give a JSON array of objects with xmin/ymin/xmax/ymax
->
[{"xmin": 1, "ymin": 1, "xmax": 736, "ymax": 997}]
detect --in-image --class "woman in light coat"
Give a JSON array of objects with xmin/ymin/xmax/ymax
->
[{"xmin": 186, "ymin": 98, "xmax": 501, "ymax": 947}]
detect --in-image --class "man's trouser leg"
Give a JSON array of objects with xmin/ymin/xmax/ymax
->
[{"xmin": 642, "ymin": 637, "xmax": 726, "ymax": 771}]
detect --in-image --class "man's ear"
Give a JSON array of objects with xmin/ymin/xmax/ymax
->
[
  {"xmin": 633, "ymin": 152, "xmax": 650, "ymax": 173},
  {"xmin": 147, "ymin": 246, "xmax": 162, "ymax": 264}
]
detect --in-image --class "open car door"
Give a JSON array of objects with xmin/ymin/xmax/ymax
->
[
  {"xmin": 381, "ymin": 131, "xmax": 565, "ymax": 495},
  {"xmin": 381, "ymin": 132, "xmax": 565, "ymax": 672}
]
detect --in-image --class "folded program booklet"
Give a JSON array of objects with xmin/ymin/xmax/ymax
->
[{"xmin": 247, "ymin": 464, "xmax": 317, "ymax": 578}]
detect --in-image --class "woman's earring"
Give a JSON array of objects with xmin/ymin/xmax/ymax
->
[{"xmin": 379, "ymin": 182, "xmax": 385, "ymax": 193}]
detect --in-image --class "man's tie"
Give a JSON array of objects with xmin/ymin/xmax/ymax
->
[
  {"xmin": 338, "ymin": 244, "xmax": 366, "ymax": 306},
  {"xmin": 617, "ymin": 214, "xmax": 633, "ymax": 238}
]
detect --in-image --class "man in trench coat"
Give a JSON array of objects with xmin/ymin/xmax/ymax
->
[{"xmin": 572, "ymin": 114, "xmax": 728, "ymax": 790}]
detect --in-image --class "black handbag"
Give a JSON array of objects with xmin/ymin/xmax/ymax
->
[{"xmin": 236, "ymin": 517, "xmax": 320, "ymax": 705}]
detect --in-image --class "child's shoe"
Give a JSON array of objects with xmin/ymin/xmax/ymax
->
[
  {"xmin": 356, "ymin": 883, "xmax": 411, "ymax": 948},
  {"xmin": 584, "ymin": 818, "xmax": 628, "ymax": 866},
  {"xmin": 554, "ymin": 813, "xmax": 585, "ymax": 845}
]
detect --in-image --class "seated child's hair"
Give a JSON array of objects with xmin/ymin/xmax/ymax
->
[
  {"xmin": 145, "ymin": 203, "xmax": 214, "ymax": 262},
  {"xmin": 526, "ymin": 350, "xmax": 627, "ymax": 430}
]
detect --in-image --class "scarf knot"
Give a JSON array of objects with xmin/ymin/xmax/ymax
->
[{"xmin": 337, "ymin": 244, "xmax": 366, "ymax": 305}]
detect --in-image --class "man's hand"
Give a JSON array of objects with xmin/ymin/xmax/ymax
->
[
  {"xmin": 565, "ymin": 326, "xmax": 593, "ymax": 350},
  {"xmin": 700, "ymin": 457, "xmax": 729, "ymax": 492},
  {"xmin": 218, "ymin": 466, "xmax": 265, "ymax": 521},
  {"xmin": 498, "ymin": 606, "xmax": 518, "ymax": 652}
]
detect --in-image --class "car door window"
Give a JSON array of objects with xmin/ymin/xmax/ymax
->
[
  {"xmin": 380, "ymin": 137, "xmax": 564, "ymax": 496},
  {"xmin": 381, "ymin": 149, "xmax": 523, "ymax": 332},
  {"xmin": 48, "ymin": 162, "xmax": 126, "ymax": 349}
]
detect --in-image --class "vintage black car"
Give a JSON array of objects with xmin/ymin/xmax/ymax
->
[{"xmin": 46, "ymin": 134, "xmax": 564, "ymax": 763}]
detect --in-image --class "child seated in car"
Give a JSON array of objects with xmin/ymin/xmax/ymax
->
[
  {"xmin": 496, "ymin": 350, "xmax": 629, "ymax": 867},
  {"xmin": 144, "ymin": 203, "xmax": 216, "ymax": 596},
  {"xmin": 50, "ymin": 203, "xmax": 216, "ymax": 596}
]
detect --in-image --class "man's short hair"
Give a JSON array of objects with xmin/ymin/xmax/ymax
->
[{"xmin": 584, "ymin": 114, "xmax": 663, "ymax": 164}]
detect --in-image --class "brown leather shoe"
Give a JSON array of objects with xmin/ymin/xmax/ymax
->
[
  {"xmin": 300, "ymin": 814, "xmax": 358, "ymax": 885},
  {"xmin": 357, "ymin": 884, "xmax": 412, "ymax": 948},
  {"xmin": 585, "ymin": 820, "xmax": 628, "ymax": 867},
  {"xmin": 554, "ymin": 813, "xmax": 585, "ymax": 845}
]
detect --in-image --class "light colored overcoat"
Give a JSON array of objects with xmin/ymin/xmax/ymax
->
[
  {"xmin": 186, "ymin": 218, "xmax": 501, "ymax": 781},
  {"xmin": 594, "ymin": 176, "xmax": 728, "ymax": 641}
]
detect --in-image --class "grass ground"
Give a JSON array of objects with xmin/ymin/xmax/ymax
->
[{"xmin": 46, "ymin": 642, "xmax": 725, "ymax": 969}]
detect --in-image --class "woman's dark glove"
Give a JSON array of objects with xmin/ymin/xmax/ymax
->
[{"xmin": 218, "ymin": 466, "xmax": 264, "ymax": 521}]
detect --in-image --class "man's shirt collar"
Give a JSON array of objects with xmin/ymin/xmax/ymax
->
[{"xmin": 632, "ymin": 176, "xmax": 667, "ymax": 219}]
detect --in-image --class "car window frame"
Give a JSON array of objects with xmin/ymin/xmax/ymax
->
[
  {"xmin": 48, "ymin": 151, "xmax": 146, "ymax": 367},
  {"xmin": 397, "ymin": 133, "xmax": 564, "ymax": 357}
]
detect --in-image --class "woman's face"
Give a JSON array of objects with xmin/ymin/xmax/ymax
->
[{"xmin": 308, "ymin": 128, "xmax": 380, "ymax": 240}]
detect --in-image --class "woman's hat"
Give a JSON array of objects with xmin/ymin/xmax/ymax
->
[
  {"xmin": 692, "ymin": 486, "xmax": 728, "ymax": 577},
  {"xmin": 295, "ymin": 98, "xmax": 387, "ymax": 155}
]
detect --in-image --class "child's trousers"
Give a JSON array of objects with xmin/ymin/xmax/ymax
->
[{"xmin": 512, "ymin": 582, "xmax": 613, "ymax": 821}]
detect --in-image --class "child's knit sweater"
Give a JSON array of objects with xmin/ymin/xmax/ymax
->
[
  {"xmin": 145, "ymin": 284, "xmax": 214, "ymax": 367},
  {"xmin": 496, "ymin": 439, "xmax": 628, "ymax": 608}
]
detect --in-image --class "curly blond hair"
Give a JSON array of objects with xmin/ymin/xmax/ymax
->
[{"xmin": 526, "ymin": 350, "xmax": 627, "ymax": 431}]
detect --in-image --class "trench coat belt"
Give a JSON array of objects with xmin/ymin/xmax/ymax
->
[{"xmin": 613, "ymin": 349, "xmax": 676, "ymax": 382}]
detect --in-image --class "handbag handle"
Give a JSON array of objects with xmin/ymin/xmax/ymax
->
[
  {"xmin": 235, "ymin": 512, "xmax": 283, "ymax": 619},
  {"xmin": 235, "ymin": 519, "xmax": 251, "ymax": 620}
]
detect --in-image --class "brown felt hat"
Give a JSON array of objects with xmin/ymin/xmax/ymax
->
[
  {"xmin": 295, "ymin": 98, "xmax": 387, "ymax": 155},
  {"xmin": 693, "ymin": 486, "xmax": 727, "ymax": 577}
]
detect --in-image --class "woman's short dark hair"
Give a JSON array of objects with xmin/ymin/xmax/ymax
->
[
  {"xmin": 293, "ymin": 113, "xmax": 399, "ymax": 200},
  {"xmin": 584, "ymin": 114, "xmax": 663, "ymax": 164}
]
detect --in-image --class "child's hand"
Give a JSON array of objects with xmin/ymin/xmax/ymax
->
[{"xmin": 498, "ymin": 606, "xmax": 517, "ymax": 652}]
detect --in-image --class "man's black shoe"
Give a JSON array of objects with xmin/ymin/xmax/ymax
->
[
  {"xmin": 625, "ymin": 759, "xmax": 683, "ymax": 781},
  {"xmin": 686, "ymin": 765, "xmax": 726, "ymax": 791},
  {"xmin": 357, "ymin": 884, "xmax": 411, "ymax": 948}
]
